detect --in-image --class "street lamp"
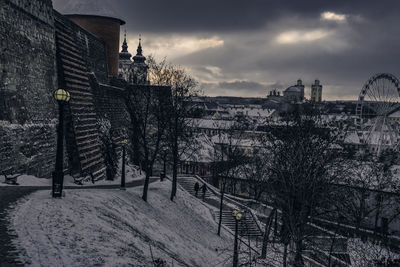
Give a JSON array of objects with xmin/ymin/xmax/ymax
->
[
  {"xmin": 52, "ymin": 89, "xmax": 71, "ymax": 198},
  {"xmin": 120, "ymin": 139, "xmax": 128, "ymax": 190},
  {"xmin": 161, "ymin": 145, "xmax": 169, "ymax": 181},
  {"xmin": 232, "ymin": 209, "xmax": 242, "ymax": 267}
]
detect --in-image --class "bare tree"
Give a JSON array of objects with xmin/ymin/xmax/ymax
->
[
  {"xmin": 125, "ymin": 84, "xmax": 170, "ymax": 201},
  {"xmin": 211, "ymin": 120, "xmax": 249, "ymax": 236},
  {"xmin": 146, "ymin": 56, "xmax": 200, "ymax": 201},
  {"xmin": 260, "ymin": 106, "xmax": 346, "ymax": 266},
  {"xmin": 336, "ymin": 160, "xmax": 395, "ymax": 234}
]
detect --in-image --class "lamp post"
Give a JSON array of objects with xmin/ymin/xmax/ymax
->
[
  {"xmin": 232, "ymin": 209, "xmax": 242, "ymax": 267},
  {"xmin": 120, "ymin": 139, "xmax": 128, "ymax": 190},
  {"xmin": 161, "ymin": 145, "xmax": 169, "ymax": 181},
  {"xmin": 52, "ymin": 89, "xmax": 71, "ymax": 198}
]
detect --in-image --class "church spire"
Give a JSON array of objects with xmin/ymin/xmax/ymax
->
[
  {"xmin": 136, "ymin": 34, "xmax": 143, "ymax": 56},
  {"xmin": 133, "ymin": 34, "xmax": 146, "ymax": 64},
  {"xmin": 119, "ymin": 29, "xmax": 132, "ymax": 61},
  {"xmin": 121, "ymin": 30, "xmax": 128, "ymax": 52}
]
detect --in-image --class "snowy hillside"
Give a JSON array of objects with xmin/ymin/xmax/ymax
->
[{"xmin": 8, "ymin": 181, "xmax": 234, "ymax": 266}]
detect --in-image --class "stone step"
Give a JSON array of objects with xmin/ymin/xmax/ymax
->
[
  {"xmin": 59, "ymin": 52, "xmax": 87, "ymax": 67},
  {"xmin": 81, "ymin": 157, "xmax": 104, "ymax": 171},
  {"xmin": 75, "ymin": 132, "xmax": 98, "ymax": 141},
  {"xmin": 66, "ymin": 83, "xmax": 91, "ymax": 92},
  {"xmin": 55, "ymin": 24, "xmax": 105, "ymax": 181},
  {"xmin": 70, "ymin": 100, "xmax": 95, "ymax": 107},
  {"xmin": 64, "ymin": 76, "xmax": 90, "ymax": 87},
  {"xmin": 64, "ymin": 70, "xmax": 89, "ymax": 81},
  {"xmin": 62, "ymin": 64, "xmax": 88, "ymax": 77},
  {"xmin": 57, "ymin": 37, "xmax": 80, "ymax": 53},
  {"xmin": 61, "ymin": 58, "xmax": 87, "ymax": 72}
]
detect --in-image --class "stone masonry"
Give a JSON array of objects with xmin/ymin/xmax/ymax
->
[{"xmin": 0, "ymin": 0, "xmax": 57, "ymax": 178}]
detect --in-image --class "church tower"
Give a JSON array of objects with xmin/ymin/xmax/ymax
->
[
  {"xmin": 311, "ymin": 79, "xmax": 323, "ymax": 102},
  {"xmin": 129, "ymin": 36, "xmax": 149, "ymax": 85},
  {"xmin": 118, "ymin": 31, "xmax": 132, "ymax": 81},
  {"xmin": 297, "ymin": 79, "xmax": 305, "ymax": 100}
]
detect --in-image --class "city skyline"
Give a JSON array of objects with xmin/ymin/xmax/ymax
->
[{"xmin": 53, "ymin": 0, "xmax": 400, "ymax": 100}]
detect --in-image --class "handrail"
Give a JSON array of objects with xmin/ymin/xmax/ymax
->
[
  {"xmin": 191, "ymin": 175, "xmax": 265, "ymax": 236},
  {"xmin": 175, "ymin": 175, "xmax": 261, "ymax": 256},
  {"xmin": 188, "ymin": 175, "xmax": 351, "ymax": 266}
]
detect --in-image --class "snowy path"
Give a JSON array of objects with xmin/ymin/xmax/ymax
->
[
  {"xmin": 0, "ymin": 177, "xmax": 158, "ymax": 266},
  {"xmin": 0, "ymin": 187, "xmax": 38, "ymax": 266},
  {"xmin": 7, "ymin": 181, "xmax": 234, "ymax": 266}
]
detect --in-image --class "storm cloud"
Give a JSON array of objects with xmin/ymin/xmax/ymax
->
[{"xmin": 53, "ymin": 0, "xmax": 400, "ymax": 99}]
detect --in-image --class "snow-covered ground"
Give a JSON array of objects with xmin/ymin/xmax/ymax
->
[
  {"xmin": 0, "ymin": 163, "xmax": 143, "ymax": 187},
  {"xmin": 348, "ymin": 238, "xmax": 400, "ymax": 266},
  {"xmin": 8, "ymin": 181, "xmax": 234, "ymax": 266}
]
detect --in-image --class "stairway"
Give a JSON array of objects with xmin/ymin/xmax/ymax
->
[
  {"xmin": 177, "ymin": 176, "xmax": 213, "ymax": 199},
  {"xmin": 54, "ymin": 18, "xmax": 106, "ymax": 181},
  {"xmin": 177, "ymin": 176, "xmax": 263, "ymax": 238},
  {"xmin": 215, "ymin": 210, "xmax": 263, "ymax": 238}
]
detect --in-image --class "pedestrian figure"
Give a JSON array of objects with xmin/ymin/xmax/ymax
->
[
  {"xmin": 201, "ymin": 184, "xmax": 207, "ymax": 201},
  {"xmin": 194, "ymin": 182, "xmax": 200, "ymax": 197}
]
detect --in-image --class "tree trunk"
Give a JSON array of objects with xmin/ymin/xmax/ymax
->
[
  {"xmin": 374, "ymin": 194, "xmax": 382, "ymax": 235},
  {"xmin": 283, "ymin": 243, "xmax": 288, "ymax": 267},
  {"xmin": 261, "ymin": 208, "xmax": 276, "ymax": 258},
  {"xmin": 294, "ymin": 240, "xmax": 304, "ymax": 267},
  {"xmin": 170, "ymin": 134, "xmax": 178, "ymax": 201},
  {"xmin": 142, "ymin": 171, "xmax": 150, "ymax": 202}
]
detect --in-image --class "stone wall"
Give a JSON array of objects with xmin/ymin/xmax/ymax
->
[
  {"xmin": 0, "ymin": 1, "xmax": 130, "ymax": 179},
  {"xmin": 0, "ymin": 121, "xmax": 57, "ymax": 178},
  {"xmin": 0, "ymin": 0, "xmax": 57, "ymax": 178},
  {"xmin": 91, "ymin": 76, "xmax": 130, "ymax": 140},
  {"xmin": 0, "ymin": 0, "xmax": 56, "ymax": 123}
]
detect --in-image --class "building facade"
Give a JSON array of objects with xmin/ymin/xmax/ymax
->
[{"xmin": 283, "ymin": 79, "xmax": 305, "ymax": 103}]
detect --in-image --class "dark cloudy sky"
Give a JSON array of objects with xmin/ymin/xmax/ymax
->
[{"xmin": 53, "ymin": 0, "xmax": 400, "ymax": 100}]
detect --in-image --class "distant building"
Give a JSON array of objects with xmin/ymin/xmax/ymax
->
[
  {"xmin": 128, "ymin": 37, "xmax": 149, "ymax": 85},
  {"xmin": 118, "ymin": 31, "xmax": 132, "ymax": 81},
  {"xmin": 283, "ymin": 79, "xmax": 305, "ymax": 103},
  {"xmin": 311, "ymin": 79, "xmax": 323, "ymax": 102},
  {"xmin": 267, "ymin": 89, "xmax": 283, "ymax": 102}
]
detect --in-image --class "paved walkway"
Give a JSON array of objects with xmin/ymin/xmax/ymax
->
[{"xmin": 0, "ymin": 177, "xmax": 158, "ymax": 266}]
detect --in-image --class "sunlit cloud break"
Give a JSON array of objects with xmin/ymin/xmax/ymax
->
[
  {"xmin": 321, "ymin": 11, "xmax": 346, "ymax": 22},
  {"xmin": 128, "ymin": 35, "xmax": 224, "ymax": 60},
  {"xmin": 275, "ymin": 30, "xmax": 331, "ymax": 44}
]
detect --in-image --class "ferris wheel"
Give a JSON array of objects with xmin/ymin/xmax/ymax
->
[{"xmin": 356, "ymin": 73, "xmax": 400, "ymax": 155}]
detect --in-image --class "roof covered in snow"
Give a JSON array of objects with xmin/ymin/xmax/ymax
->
[{"xmin": 190, "ymin": 118, "xmax": 237, "ymax": 129}]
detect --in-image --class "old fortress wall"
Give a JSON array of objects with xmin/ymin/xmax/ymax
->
[{"xmin": 0, "ymin": 0, "xmax": 129, "ymax": 179}]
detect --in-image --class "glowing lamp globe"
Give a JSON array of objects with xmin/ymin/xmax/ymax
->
[
  {"xmin": 232, "ymin": 210, "xmax": 238, "ymax": 217},
  {"xmin": 236, "ymin": 213, "xmax": 242, "ymax": 221},
  {"xmin": 120, "ymin": 139, "xmax": 129, "ymax": 146},
  {"xmin": 54, "ymin": 89, "xmax": 71, "ymax": 102}
]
